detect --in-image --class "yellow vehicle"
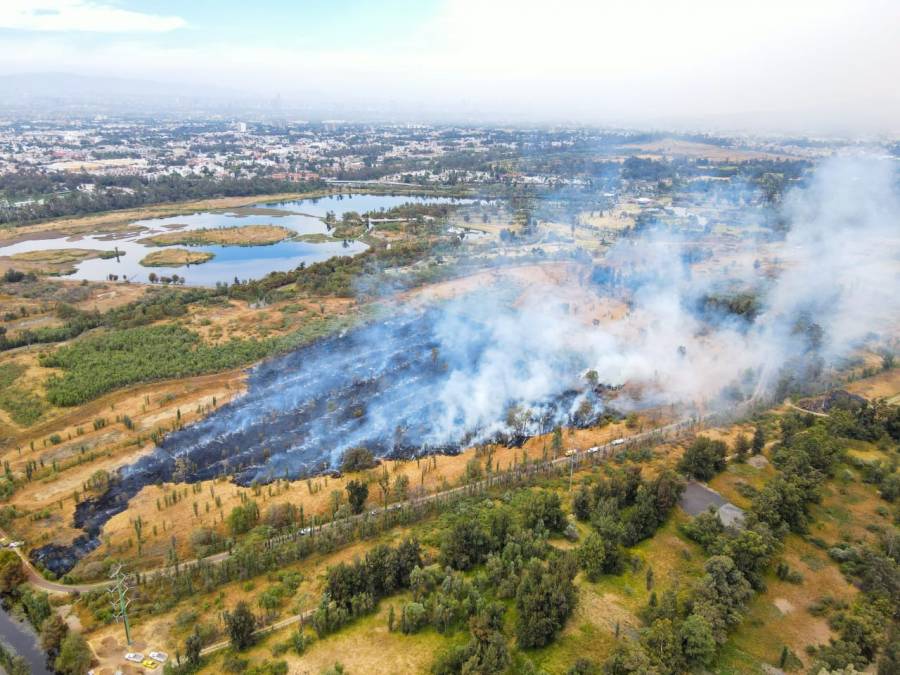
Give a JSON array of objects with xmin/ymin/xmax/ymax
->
[{"xmin": 141, "ymin": 658, "xmax": 159, "ymax": 669}]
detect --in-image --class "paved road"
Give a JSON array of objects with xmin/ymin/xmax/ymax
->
[{"xmin": 11, "ymin": 415, "xmax": 705, "ymax": 595}]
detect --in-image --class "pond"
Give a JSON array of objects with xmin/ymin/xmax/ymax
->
[
  {"xmin": 0, "ymin": 193, "xmax": 468, "ymax": 286},
  {"xmin": 0, "ymin": 604, "xmax": 53, "ymax": 675}
]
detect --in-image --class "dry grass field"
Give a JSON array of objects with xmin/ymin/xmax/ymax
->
[
  {"xmin": 138, "ymin": 224, "xmax": 295, "ymax": 248},
  {"xmin": 0, "ymin": 248, "xmax": 122, "ymax": 276},
  {"xmin": 139, "ymin": 248, "xmax": 214, "ymax": 267}
]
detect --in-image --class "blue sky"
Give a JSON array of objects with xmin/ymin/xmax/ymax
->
[
  {"xmin": 121, "ymin": 1, "xmax": 440, "ymax": 49},
  {"xmin": 0, "ymin": 0, "xmax": 897, "ymax": 131}
]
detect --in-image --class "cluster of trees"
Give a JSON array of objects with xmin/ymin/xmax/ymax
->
[
  {"xmin": 431, "ymin": 603, "xmax": 510, "ymax": 675},
  {"xmin": 0, "ymin": 173, "xmax": 322, "ymax": 226},
  {"xmin": 311, "ymin": 538, "xmax": 422, "ymax": 637},
  {"xmin": 573, "ymin": 466, "xmax": 685, "ymax": 568},
  {"xmin": 603, "ymin": 405, "xmax": 898, "ymax": 673},
  {"xmin": 423, "ymin": 497, "xmax": 577, "ymax": 672},
  {"xmin": 339, "ymin": 447, "xmax": 377, "ymax": 473},
  {"xmin": 41, "ymin": 323, "xmax": 275, "ymax": 405},
  {"xmin": 227, "ymin": 499, "xmax": 260, "ymax": 536},
  {"xmin": 824, "ymin": 395, "xmax": 900, "ymax": 444},
  {"xmin": 677, "ymin": 436, "xmax": 727, "ymax": 481},
  {"xmin": 439, "ymin": 490, "xmax": 565, "ymax": 571},
  {"xmin": 0, "ymin": 287, "xmax": 212, "ymax": 353},
  {"xmin": 699, "ymin": 291, "xmax": 761, "ymax": 322}
]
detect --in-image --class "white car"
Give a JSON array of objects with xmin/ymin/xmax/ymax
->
[
  {"xmin": 611, "ymin": 438, "xmax": 625, "ymax": 446},
  {"xmin": 124, "ymin": 653, "xmax": 144, "ymax": 663},
  {"xmin": 149, "ymin": 651, "xmax": 168, "ymax": 662},
  {"xmin": 8, "ymin": 541, "xmax": 23, "ymax": 548}
]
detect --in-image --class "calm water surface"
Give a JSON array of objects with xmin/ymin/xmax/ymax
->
[
  {"xmin": 0, "ymin": 605, "xmax": 52, "ymax": 675},
  {"xmin": 0, "ymin": 194, "xmax": 467, "ymax": 286}
]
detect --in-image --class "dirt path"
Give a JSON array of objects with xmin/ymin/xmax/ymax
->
[
  {"xmin": 200, "ymin": 611, "xmax": 312, "ymax": 656},
  {"xmin": 785, "ymin": 400, "xmax": 830, "ymax": 418}
]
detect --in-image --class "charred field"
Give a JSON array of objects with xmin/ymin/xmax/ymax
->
[{"xmin": 32, "ymin": 301, "xmax": 616, "ymax": 576}]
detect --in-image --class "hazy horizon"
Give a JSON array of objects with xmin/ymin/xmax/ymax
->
[{"xmin": 1, "ymin": 0, "xmax": 899, "ymax": 134}]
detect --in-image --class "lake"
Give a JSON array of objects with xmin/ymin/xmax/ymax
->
[{"xmin": 0, "ymin": 193, "xmax": 468, "ymax": 286}]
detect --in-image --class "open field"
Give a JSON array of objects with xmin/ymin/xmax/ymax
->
[
  {"xmin": 1, "ymin": 248, "xmax": 122, "ymax": 275},
  {"xmin": 138, "ymin": 224, "xmax": 295, "ymax": 248},
  {"xmin": 139, "ymin": 248, "xmax": 215, "ymax": 267},
  {"xmin": 618, "ymin": 138, "xmax": 799, "ymax": 161}
]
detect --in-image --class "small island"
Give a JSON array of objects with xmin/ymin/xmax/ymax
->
[
  {"xmin": 138, "ymin": 224, "xmax": 293, "ymax": 247},
  {"xmin": 139, "ymin": 248, "xmax": 214, "ymax": 267}
]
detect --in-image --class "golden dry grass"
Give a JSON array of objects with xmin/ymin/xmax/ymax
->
[
  {"xmin": 0, "ymin": 248, "xmax": 121, "ymax": 275},
  {"xmin": 139, "ymin": 224, "xmax": 294, "ymax": 248},
  {"xmin": 139, "ymin": 248, "xmax": 214, "ymax": 267}
]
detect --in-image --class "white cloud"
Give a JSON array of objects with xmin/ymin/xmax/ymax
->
[{"xmin": 0, "ymin": 0, "xmax": 185, "ymax": 33}]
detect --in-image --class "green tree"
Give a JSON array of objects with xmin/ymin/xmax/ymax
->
[
  {"xmin": 345, "ymin": 480, "xmax": 369, "ymax": 514},
  {"xmin": 692, "ymin": 556, "xmax": 753, "ymax": 644},
  {"xmin": 641, "ymin": 618, "xmax": 683, "ymax": 674},
  {"xmin": 515, "ymin": 556, "xmax": 578, "ymax": 648},
  {"xmin": 733, "ymin": 434, "xmax": 750, "ymax": 463},
  {"xmin": 601, "ymin": 640, "xmax": 655, "ymax": 675},
  {"xmin": 751, "ymin": 426, "xmax": 765, "ymax": 455},
  {"xmin": 227, "ymin": 500, "xmax": 259, "ymax": 535},
  {"xmin": 224, "ymin": 601, "xmax": 257, "ymax": 650},
  {"xmin": 0, "ymin": 549, "xmax": 25, "ymax": 595},
  {"xmin": 677, "ymin": 436, "xmax": 727, "ymax": 481},
  {"xmin": 520, "ymin": 490, "xmax": 566, "ymax": 532},
  {"xmin": 577, "ymin": 532, "xmax": 608, "ymax": 582},
  {"xmin": 340, "ymin": 446, "xmax": 376, "ymax": 473},
  {"xmin": 440, "ymin": 519, "xmax": 490, "ymax": 571},
  {"xmin": 40, "ymin": 613, "xmax": 69, "ymax": 659},
  {"xmin": 551, "ymin": 426, "xmax": 563, "ymax": 457},
  {"xmin": 185, "ymin": 626, "xmax": 203, "ymax": 666},
  {"xmin": 679, "ymin": 614, "xmax": 716, "ymax": 666},
  {"xmin": 54, "ymin": 631, "xmax": 92, "ymax": 675}
]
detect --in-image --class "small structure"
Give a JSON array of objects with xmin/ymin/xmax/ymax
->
[{"xmin": 679, "ymin": 481, "xmax": 745, "ymax": 528}]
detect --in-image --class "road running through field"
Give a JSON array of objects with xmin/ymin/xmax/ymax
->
[{"xmin": 8, "ymin": 414, "xmax": 709, "ymax": 596}]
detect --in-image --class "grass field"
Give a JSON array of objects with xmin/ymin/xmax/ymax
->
[
  {"xmin": 139, "ymin": 224, "xmax": 295, "ymax": 248},
  {"xmin": 1, "ymin": 248, "xmax": 121, "ymax": 275},
  {"xmin": 139, "ymin": 248, "xmax": 215, "ymax": 267}
]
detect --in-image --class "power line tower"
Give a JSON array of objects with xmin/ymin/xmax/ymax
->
[{"xmin": 108, "ymin": 564, "xmax": 133, "ymax": 646}]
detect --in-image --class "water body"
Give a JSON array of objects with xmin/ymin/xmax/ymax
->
[
  {"xmin": 0, "ymin": 605, "xmax": 53, "ymax": 675},
  {"xmin": 0, "ymin": 194, "xmax": 468, "ymax": 286}
]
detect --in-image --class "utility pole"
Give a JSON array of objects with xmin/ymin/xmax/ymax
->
[
  {"xmin": 569, "ymin": 452, "xmax": 575, "ymax": 491},
  {"xmin": 108, "ymin": 564, "xmax": 133, "ymax": 646}
]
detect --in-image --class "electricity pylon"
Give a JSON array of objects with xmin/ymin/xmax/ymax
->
[{"xmin": 108, "ymin": 564, "xmax": 133, "ymax": 645}]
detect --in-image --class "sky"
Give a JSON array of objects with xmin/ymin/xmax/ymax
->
[{"xmin": 1, "ymin": 0, "xmax": 899, "ymax": 132}]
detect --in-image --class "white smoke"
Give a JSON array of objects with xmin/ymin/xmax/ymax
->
[{"xmin": 425, "ymin": 156, "xmax": 899, "ymax": 431}]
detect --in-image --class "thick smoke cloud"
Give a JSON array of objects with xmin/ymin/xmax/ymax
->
[
  {"xmin": 44, "ymin": 157, "xmax": 897, "ymax": 578},
  {"xmin": 161, "ymin": 157, "xmax": 900, "ymax": 478}
]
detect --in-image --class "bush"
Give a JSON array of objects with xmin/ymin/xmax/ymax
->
[
  {"xmin": 400, "ymin": 601, "xmax": 428, "ymax": 634},
  {"xmin": 339, "ymin": 447, "xmax": 376, "ymax": 473},
  {"xmin": 677, "ymin": 436, "xmax": 727, "ymax": 481}
]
